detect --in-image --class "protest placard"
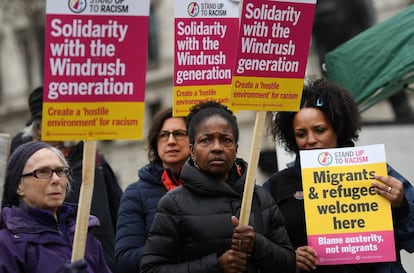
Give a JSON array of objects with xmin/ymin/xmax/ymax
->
[
  {"xmin": 43, "ymin": 0, "xmax": 150, "ymax": 262},
  {"xmin": 230, "ymin": 0, "xmax": 316, "ymax": 111},
  {"xmin": 233, "ymin": 0, "xmax": 316, "ymax": 225},
  {"xmin": 173, "ymin": 0, "xmax": 239, "ymax": 115},
  {"xmin": 300, "ymin": 144, "xmax": 396, "ymax": 265},
  {"xmin": 43, "ymin": 0, "xmax": 149, "ymax": 140}
]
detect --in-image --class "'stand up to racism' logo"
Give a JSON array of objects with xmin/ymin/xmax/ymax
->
[
  {"xmin": 188, "ymin": 2, "xmax": 200, "ymax": 17},
  {"xmin": 68, "ymin": 0, "xmax": 87, "ymax": 13},
  {"xmin": 318, "ymin": 152, "xmax": 333, "ymax": 166}
]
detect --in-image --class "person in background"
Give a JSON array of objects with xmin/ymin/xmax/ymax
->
[
  {"xmin": 312, "ymin": 0, "xmax": 414, "ymax": 122},
  {"xmin": 9, "ymin": 86, "xmax": 123, "ymax": 273},
  {"xmin": 115, "ymin": 107, "xmax": 190, "ymax": 272},
  {"xmin": 140, "ymin": 101, "xmax": 296, "ymax": 273},
  {"xmin": 258, "ymin": 149, "xmax": 278, "ymax": 181},
  {"xmin": 0, "ymin": 141, "xmax": 111, "ymax": 273},
  {"xmin": 264, "ymin": 78, "xmax": 414, "ymax": 272}
]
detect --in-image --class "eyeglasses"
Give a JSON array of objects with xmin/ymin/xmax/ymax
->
[
  {"xmin": 21, "ymin": 167, "xmax": 71, "ymax": 179},
  {"xmin": 157, "ymin": 130, "xmax": 188, "ymax": 141}
]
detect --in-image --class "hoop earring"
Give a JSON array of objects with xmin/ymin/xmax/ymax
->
[
  {"xmin": 192, "ymin": 158, "xmax": 200, "ymax": 169},
  {"xmin": 235, "ymin": 161, "xmax": 242, "ymax": 176}
]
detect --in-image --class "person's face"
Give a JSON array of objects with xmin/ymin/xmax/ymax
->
[
  {"xmin": 191, "ymin": 115, "xmax": 237, "ymax": 181},
  {"xmin": 17, "ymin": 148, "xmax": 68, "ymax": 215},
  {"xmin": 157, "ymin": 117, "xmax": 190, "ymax": 172},
  {"xmin": 293, "ymin": 107, "xmax": 337, "ymax": 150}
]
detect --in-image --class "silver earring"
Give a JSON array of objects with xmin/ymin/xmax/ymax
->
[{"xmin": 192, "ymin": 158, "xmax": 199, "ymax": 169}]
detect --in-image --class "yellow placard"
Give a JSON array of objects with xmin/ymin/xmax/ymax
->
[
  {"xmin": 300, "ymin": 144, "xmax": 396, "ymax": 265},
  {"xmin": 42, "ymin": 102, "xmax": 144, "ymax": 140},
  {"xmin": 173, "ymin": 84, "xmax": 232, "ymax": 116},
  {"xmin": 230, "ymin": 76, "xmax": 304, "ymax": 111},
  {"xmin": 302, "ymin": 163, "xmax": 392, "ymax": 235}
]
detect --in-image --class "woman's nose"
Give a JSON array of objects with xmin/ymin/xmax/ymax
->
[
  {"xmin": 50, "ymin": 172, "xmax": 61, "ymax": 183},
  {"xmin": 211, "ymin": 139, "xmax": 223, "ymax": 151},
  {"xmin": 167, "ymin": 133, "xmax": 177, "ymax": 143},
  {"xmin": 306, "ymin": 133, "xmax": 317, "ymax": 145}
]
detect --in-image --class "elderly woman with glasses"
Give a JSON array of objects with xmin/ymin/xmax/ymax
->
[{"xmin": 0, "ymin": 141, "xmax": 111, "ymax": 273}]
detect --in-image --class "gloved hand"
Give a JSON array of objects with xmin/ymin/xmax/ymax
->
[{"xmin": 58, "ymin": 259, "xmax": 88, "ymax": 273}]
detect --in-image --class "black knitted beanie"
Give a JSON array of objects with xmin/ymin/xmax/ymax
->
[{"xmin": 2, "ymin": 141, "xmax": 51, "ymax": 207}]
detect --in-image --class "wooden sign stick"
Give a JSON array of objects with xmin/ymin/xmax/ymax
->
[
  {"xmin": 239, "ymin": 111, "xmax": 266, "ymax": 225},
  {"xmin": 71, "ymin": 140, "xmax": 97, "ymax": 262}
]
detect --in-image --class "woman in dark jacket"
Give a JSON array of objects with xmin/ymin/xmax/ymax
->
[
  {"xmin": 264, "ymin": 78, "xmax": 414, "ymax": 273},
  {"xmin": 115, "ymin": 108, "xmax": 190, "ymax": 273},
  {"xmin": 0, "ymin": 141, "xmax": 111, "ymax": 273},
  {"xmin": 140, "ymin": 101, "xmax": 295, "ymax": 273}
]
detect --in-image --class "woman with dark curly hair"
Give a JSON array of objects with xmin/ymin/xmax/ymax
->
[
  {"xmin": 264, "ymin": 78, "xmax": 414, "ymax": 273},
  {"xmin": 272, "ymin": 78, "xmax": 361, "ymax": 154}
]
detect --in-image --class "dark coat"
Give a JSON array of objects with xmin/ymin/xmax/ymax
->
[
  {"xmin": 0, "ymin": 203, "xmax": 111, "ymax": 273},
  {"xmin": 64, "ymin": 141, "xmax": 122, "ymax": 273},
  {"xmin": 140, "ymin": 158, "xmax": 296, "ymax": 273},
  {"xmin": 264, "ymin": 157, "xmax": 414, "ymax": 273},
  {"xmin": 115, "ymin": 163, "xmax": 167, "ymax": 273}
]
